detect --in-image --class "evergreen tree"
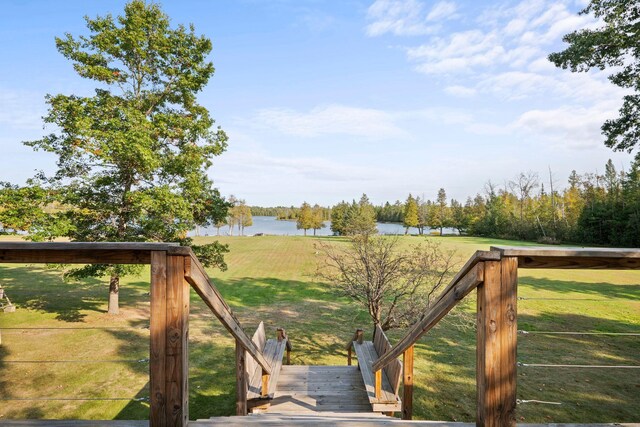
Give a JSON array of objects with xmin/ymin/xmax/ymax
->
[
  {"xmin": 330, "ymin": 201, "xmax": 349, "ymax": 235},
  {"xmin": 344, "ymin": 194, "xmax": 377, "ymax": 236},
  {"xmin": 403, "ymin": 194, "xmax": 419, "ymax": 234},
  {"xmin": 23, "ymin": 1, "xmax": 229, "ymax": 314}
]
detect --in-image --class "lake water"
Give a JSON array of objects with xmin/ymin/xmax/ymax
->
[{"xmin": 194, "ymin": 216, "xmax": 457, "ymax": 236}]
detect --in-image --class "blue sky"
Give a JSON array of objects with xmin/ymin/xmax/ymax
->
[{"xmin": 0, "ymin": 0, "xmax": 634, "ymax": 206}]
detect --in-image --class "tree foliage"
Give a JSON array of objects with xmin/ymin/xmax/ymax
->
[
  {"xmin": 549, "ymin": 0, "xmax": 640, "ymax": 154},
  {"xmin": 296, "ymin": 202, "xmax": 314, "ymax": 236},
  {"xmin": 316, "ymin": 236, "xmax": 457, "ymax": 330},
  {"xmin": 330, "ymin": 195, "xmax": 377, "ymax": 236},
  {"xmin": 23, "ymin": 1, "xmax": 229, "ymax": 313},
  {"xmin": 403, "ymin": 194, "xmax": 419, "ymax": 233}
]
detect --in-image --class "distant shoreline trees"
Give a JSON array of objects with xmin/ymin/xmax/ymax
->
[{"xmin": 235, "ymin": 158, "xmax": 640, "ymax": 247}]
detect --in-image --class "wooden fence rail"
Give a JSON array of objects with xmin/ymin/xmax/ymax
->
[
  {"xmin": 0, "ymin": 242, "xmax": 272, "ymax": 427},
  {"xmin": 368, "ymin": 246, "xmax": 640, "ymax": 426}
]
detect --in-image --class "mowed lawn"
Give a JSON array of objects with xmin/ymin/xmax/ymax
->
[{"xmin": 0, "ymin": 235, "xmax": 638, "ymax": 422}]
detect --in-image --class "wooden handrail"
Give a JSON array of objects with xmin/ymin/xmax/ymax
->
[
  {"xmin": 372, "ymin": 252, "xmax": 494, "ymax": 372},
  {"xmin": 184, "ymin": 251, "xmax": 272, "ymax": 375},
  {"xmin": 492, "ymin": 246, "xmax": 640, "ymax": 269}
]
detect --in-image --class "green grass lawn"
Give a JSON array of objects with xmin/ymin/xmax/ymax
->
[{"xmin": 0, "ymin": 235, "xmax": 638, "ymax": 422}]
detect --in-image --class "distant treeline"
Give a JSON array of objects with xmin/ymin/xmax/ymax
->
[
  {"xmin": 373, "ymin": 158, "xmax": 640, "ymax": 246},
  {"xmin": 249, "ymin": 158, "xmax": 640, "ymax": 247},
  {"xmin": 250, "ymin": 205, "xmax": 331, "ymax": 221}
]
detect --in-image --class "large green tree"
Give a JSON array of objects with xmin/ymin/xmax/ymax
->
[
  {"xmin": 549, "ymin": 0, "xmax": 640, "ymax": 155},
  {"xmin": 25, "ymin": 1, "xmax": 229, "ymax": 314},
  {"xmin": 297, "ymin": 202, "xmax": 314, "ymax": 236},
  {"xmin": 403, "ymin": 194, "xmax": 419, "ymax": 234}
]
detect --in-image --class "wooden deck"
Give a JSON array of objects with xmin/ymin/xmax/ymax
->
[
  {"xmin": 252, "ymin": 365, "xmax": 372, "ymax": 413},
  {"xmin": 0, "ymin": 419, "xmax": 637, "ymax": 426}
]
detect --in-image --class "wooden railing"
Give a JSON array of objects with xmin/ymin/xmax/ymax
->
[
  {"xmin": 0, "ymin": 242, "xmax": 277, "ymax": 426},
  {"xmin": 369, "ymin": 246, "xmax": 640, "ymax": 426}
]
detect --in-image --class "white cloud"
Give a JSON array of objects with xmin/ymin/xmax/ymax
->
[
  {"xmin": 401, "ymin": 0, "xmax": 598, "ymax": 76},
  {"xmin": 444, "ymin": 85, "xmax": 477, "ymax": 97},
  {"xmin": 365, "ymin": 0, "xmax": 447, "ymax": 36},
  {"xmin": 513, "ymin": 101, "xmax": 619, "ymax": 149},
  {"xmin": 251, "ymin": 105, "xmax": 407, "ymax": 139},
  {"xmin": 426, "ymin": 1, "xmax": 458, "ymax": 22}
]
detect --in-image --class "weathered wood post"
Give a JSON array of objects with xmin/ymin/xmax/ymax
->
[
  {"xmin": 235, "ymin": 339, "xmax": 248, "ymax": 415},
  {"xmin": 277, "ymin": 327, "xmax": 291, "ymax": 365},
  {"xmin": 347, "ymin": 328, "xmax": 363, "ymax": 366},
  {"xmin": 150, "ymin": 252, "xmax": 189, "ymax": 427},
  {"xmin": 476, "ymin": 257, "xmax": 517, "ymax": 427},
  {"xmin": 402, "ymin": 344, "xmax": 414, "ymax": 420}
]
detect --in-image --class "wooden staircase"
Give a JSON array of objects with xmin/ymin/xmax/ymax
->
[{"xmin": 242, "ymin": 325, "xmax": 404, "ymax": 418}]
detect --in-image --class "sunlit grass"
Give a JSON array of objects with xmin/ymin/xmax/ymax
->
[{"xmin": 0, "ymin": 235, "xmax": 638, "ymax": 422}]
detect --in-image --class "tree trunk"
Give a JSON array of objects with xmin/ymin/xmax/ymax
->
[
  {"xmin": 304, "ymin": 229, "xmax": 307, "ymax": 236},
  {"xmin": 108, "ymin": 273, "xmax": 120, "ymax": 315}
]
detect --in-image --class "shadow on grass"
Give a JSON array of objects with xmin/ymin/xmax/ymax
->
[
  {"xmin": 2, "ymin": 262, "xmax": 638, "ymax": 423},
  {"xmin": 406, "ymin": 311, "xmax": 639, "ymax": 423},
  {"xmin": 520, "ymin": 276, "xmax": 640, "ymax": 300},
  {"xmin": 0, "ymin": 265, "xmax": 152, "ymax": 322}
]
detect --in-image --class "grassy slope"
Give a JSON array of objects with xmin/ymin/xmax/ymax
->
[{"xmin": 0, "ymin": 235, "xmax": 638, "ymax": 422}]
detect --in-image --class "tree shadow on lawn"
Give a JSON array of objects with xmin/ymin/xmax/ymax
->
[
  {"xmin": 0, "ymin": 265, "xmax": 151, "ymax": 322},
  {"xmin": 408, "ymin": 312, "xmax": 639, "ymax": 423},
  {"xmin": 206, "ymin": 276, "xmax": 339, "ymax": 308},
  {"xmin": 519, "ymin": 276, "xmax": 640, "ymax": 301},
  {"xmin": 0, "ymin": 264, "xmax": 153, "ymax": 419}
]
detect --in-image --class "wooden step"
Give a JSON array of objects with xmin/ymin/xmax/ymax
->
[
  {"xmin": 197, "ymin": 413, "xmax": 477, "ymax": 425},
  {"xmin": 263, "ymin": 365, "xmax": 373, "ymax": 414}
]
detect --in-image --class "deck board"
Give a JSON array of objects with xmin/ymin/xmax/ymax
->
[{"xmin": 265, "ymin": 365, "xmax": 371, "ymax": 414}]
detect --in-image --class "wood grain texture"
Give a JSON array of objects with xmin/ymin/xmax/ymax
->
[
  {"xmin": 491, "ymin": 246, "xmax": 640, "ymax": 258},
  {"xmin": 477, "ymin": 259, "xmax": 517, "ymax": 427},
  {"xmin": 352, "ymin": 341, "xmax": 401, "ymax": 408},
  {"xmin": 372, "ymin": 326, "xmax": 402, "ymax": 395},
  {"xmin": 246, "ymin": 322, "xmax": 267, "ymax": 388},
  {"xmin": 265, "ymin": 365, "xmax": 373, "ymax": 415},
  {"xmin": 491, "ymin": 246, "xmax": 640, "ymax": 270},
  {"xmin": 247, "ymin": 336, "xmax": 288, "ymax": 400},
  {"xmin": 150, "ymin": 251, "xmax": 167, "ymax": 427},
  {"xmin": 402, "ymin": 345, "xmax": 414, "ymax": 420},
  {"xmin": 0, "ymin": 242, "xmax": 191, "ymax": 264},
  {"xmin": 500, "ymin": 257, "xmax": 518, "ymax": 427},
  {"xmin": 165, "ymin": 255, "xmax": 188, "ymax": 427},
  {"xmin": 236, "ymin": 339, "xmax": 248, "ymax": 416}
]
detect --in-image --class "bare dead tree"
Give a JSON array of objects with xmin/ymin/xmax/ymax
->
[
  {"xmin": 509, "ymin": 171, "xmax": 539, "ymax": 221},
  {"xmin": 315, "ymin": 236, "xmax": 457, "ymax": 331}
]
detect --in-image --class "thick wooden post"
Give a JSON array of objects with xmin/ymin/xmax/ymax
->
[
  {"xmin": 235, "ymin": 339, "xmax": 248, "ymax": 415},
  {"xmin": 165, "ymin": 255, "xmax": 189, "ymax": 426},
  {"xmin": 150, "ymin": 251, "xmax": 167, "ymax": 427},
  {"xmin": 476, "ymin": 258, "xmax": 517, "ymax": 427},
  {"xmin": 402, "ymin": 345, "xmax": 414, "ymax": 420}
]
